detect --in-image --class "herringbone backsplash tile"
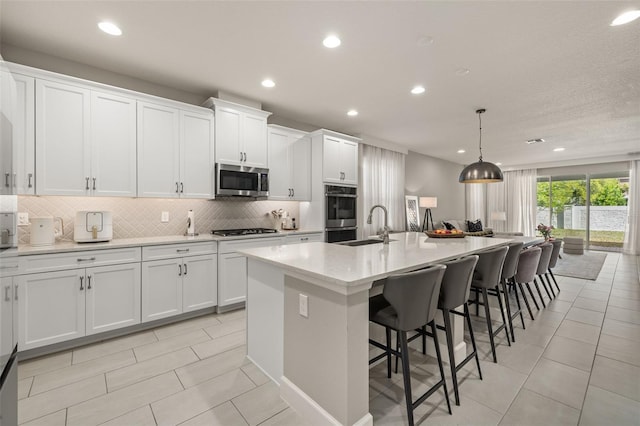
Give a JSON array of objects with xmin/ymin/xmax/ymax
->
[{"xmin": 17, "ymin": 196, "xmax": 300, "ymax": 245}]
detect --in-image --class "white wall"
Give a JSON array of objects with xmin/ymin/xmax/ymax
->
[{"xmin": 405, "ymin": 151, "xmax": 465, "ymax": 226}]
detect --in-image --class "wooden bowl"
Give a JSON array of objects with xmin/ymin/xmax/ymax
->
[{"xmin": 425, "ymin": 231, "xmax": 466, "ymax": 238}]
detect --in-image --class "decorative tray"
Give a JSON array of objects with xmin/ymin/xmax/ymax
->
[{"xmin": 425, "ymin": 231, "xmax": 466, "ymax": 238}]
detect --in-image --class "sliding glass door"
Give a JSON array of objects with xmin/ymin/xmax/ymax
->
[{"xmin": 537, "ymin": 171, "xmax": 629, "ymax": 251}]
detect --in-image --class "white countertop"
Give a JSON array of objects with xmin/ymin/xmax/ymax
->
[
  {"xmin": 12, "ymin": 229, "xmax": 324, "ymax": 256},
  {"xmin": 239, "ymin": 232, "xmax": 516, "ymax": 288}
]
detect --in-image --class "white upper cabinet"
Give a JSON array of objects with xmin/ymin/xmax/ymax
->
[
  {"xmin": 137, "ymin": 101, "xmax": 181, "ymax": 198},
  {"xmin": 267, "ymin": 125, "xmax": 311, "ymax": 201},
  {"xmin": 322, "ymin": 134, "xmax": 359, "ymax": 186},
  {"xmin": 91, "ymin": 91, "xmax": 137, "ymax": 197},
  {"xmin": 180, "ymin": 110, "xmax": 214, "ymax": 198},
  {"xmin": 204, "ymin": 98, "xmax": 271, "ymax": 168},
  {"xmin": 11, "ymin": 73, "xmax": 35, "ymax": 195}
]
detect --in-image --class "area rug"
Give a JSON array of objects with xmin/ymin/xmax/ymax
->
[{"xmin": 553, "ymin": 252, "xmax": 607, "ymax": 280}]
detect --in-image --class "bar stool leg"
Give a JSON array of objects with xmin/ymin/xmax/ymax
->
[
  {"xmin": 501, "ymin": 279, "xmax": 515, "ymax": 342},
  {"xmin": 539, "ymin": 275, "xmax": 554, "ymax": 300},
  {"xmin": 481, "ymin": 288, "xmax": 498, "ymax": 363},
  {"xmin": 544, "ymin": 273, "xmax": 556, "ymax": 298},
  {"xmin": 430, "ymin": 322, "xmax": 452, "ymax": 415},
  {"xmin": 518, "ymin": 282, "xmax": 536, "ymax": 320},
  {"xmin": 398, "ymin": 331, "xmax": 415, "ymax": 426},
  {"xmin": 533, "ymin": 278, "xmax": 547, "ymax": 308},
  {"xmin": 495, "ymin": 285, "xmax": 512, "ymax": 347},
  {"xmin": 385, "ymin": 327, "xmax": 392, "ymax": 378},
  {"xmin": 548, "ymin": 270, "xmax": 560, "ymax": 293},
  {"xmin": 525, "ymin": 282, "xmax": 541, "ymax": 310},
  {"xmin": 464, "ymin": 303, "xmax": 483, "ymax": 380},
  {"xmin": 442, "ymin": 310, "xmax": 460, "ymax": 406},
  {"xmin": 512, "ymin": 279, "xmax": 526, "ymax": 329}
]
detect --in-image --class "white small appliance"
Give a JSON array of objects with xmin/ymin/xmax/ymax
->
[
  {"xmin": 29, "ymin": 217, "xmax": 63, "ymax": 246},
  {"xmin": 74, "ymin": 211, "xmax": 113, "ymax": 243}
]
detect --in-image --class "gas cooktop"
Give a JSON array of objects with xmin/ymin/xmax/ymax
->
[{"xmin": 210, "ymin": 228, "xmax": 279, "ymax": 237}]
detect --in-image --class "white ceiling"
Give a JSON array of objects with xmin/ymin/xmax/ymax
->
[{"xmin": 1, "ymin": 1, "xmax": 639, "ymax": 169}]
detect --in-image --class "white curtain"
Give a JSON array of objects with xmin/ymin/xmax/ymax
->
[
  {"xmin": 623, "ymin": 160, "xmax": 640, "ymax": 255},
  {"xmin": 360, "ymin": 144, "xmax": 405, "ymax": 237},
  {"xmin": 465, "ymin": 184, "xmax": 485, "ymax": 225},
  {"xmin": 485, "ymin": 169, "xmax": 537, "ymax": 236}
]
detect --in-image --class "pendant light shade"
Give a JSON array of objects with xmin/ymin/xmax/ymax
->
[{"xmin": 459, "ymin": 109, "xmax": 504, "ymax": 184}]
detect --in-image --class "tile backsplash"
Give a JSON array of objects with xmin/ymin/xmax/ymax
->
[{"xmin": 17, "ymin": 196, "xmax": 300, "ymax": 245}]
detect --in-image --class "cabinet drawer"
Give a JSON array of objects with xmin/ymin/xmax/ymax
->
[
  {"xmin": 142, "ymin": 242, "xmax": 217, "ymax": 261},
  {"xmin": 285, "ymin": 233, "xmax": 324, "ymax": 244},
  {"xmin": 0, "ymin": 257, "xmax": 21, "ymax": 277},
  {"xmin": 21, "ymin": 247, "xmax": 142, "ymax": 273},
  {"xmin": 218, "ymin": 237, "xmax": 284, "ymax": 254}
]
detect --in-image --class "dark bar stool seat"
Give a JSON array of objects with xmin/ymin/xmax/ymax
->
[
  {"xmin": 469, "ymin": 245, "xmax": 510, "ymax": 363},
  {"xmin": 436, "ymin": 255, "xmax": 481, "ymax": 406},
  {"xmin": 514, "ymin": 246, "xmax": 542, "ymax": 320},
  {"xmin": 369, "ymin": 265, "xmax": 451, "ymax": 425}
]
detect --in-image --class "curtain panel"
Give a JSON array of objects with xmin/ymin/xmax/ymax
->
[
  {"xmin": 484, "ymin": 169, "xmax": 537, "ymax": 236},
  {"xmin": 360, "ymin": 144, "xmax": 405, "ymax": 237},
  {"xmin": 623, "ymin": 160, "xmax": 640, "ymax": 255}
]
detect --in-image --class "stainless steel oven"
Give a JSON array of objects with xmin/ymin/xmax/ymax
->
[{"xmin": 325, "ymin": 185, "xmax": 357, "ymax": 242}]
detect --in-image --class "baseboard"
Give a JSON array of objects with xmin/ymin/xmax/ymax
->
[{"xmin": 280, "ymin": 376, "xmax": 373, "ymax": 426}]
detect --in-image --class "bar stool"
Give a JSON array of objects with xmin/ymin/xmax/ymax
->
[
  {"xmin": 436, "ymin": 255, "xmax": 481, "ymax": 406},
  {"xmin": 514, "ymin": 246, "xmax": 542, "ymax": 320},
  {"xmin": 497, "ymin": 241, "xmax": 524, "ymax": 342},
  {"xmin": 547, "ymin": 240, "xmax": 562, "ymax": 294},
  {"xmin": 369, "ymin": 265, "xmax": 451, "ymax": 425},
  {"xmin": 469, "ymin": 245, "xmax": 510, "ymax": 363},
  {"xmin": 534, "ymin": 242, "xmax": 555, "ymax": 306}
]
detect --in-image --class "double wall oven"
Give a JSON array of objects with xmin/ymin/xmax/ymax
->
[{"xmin": 325, "ymin": 185, "xmax": 357, "ymax": 243}]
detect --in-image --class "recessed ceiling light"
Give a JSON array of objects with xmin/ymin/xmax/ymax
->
[
  {"xmin": 611, "ymin": 10, "xmax": 640, "ymax": 26},
  {"xmin": 553, "ymin": 147, "xmax": 565, "ymax": 152},
  {"xmin": 457, "ymin": 149, "xmax": 466, "ymax": 154},
  {"xmin": 261, "ymin": 79, "xmax": 275, "ymax": 88},
  {"xmin": 347, "ymin": 109, "xmax": 358, "ymax": 117},
  {"xmin": 98, "ymin": 21, "xmax": 122, "ymax": 36},
  {"xmin": 411, "ymin": 86, "xmax": 425, "ymax": 95},
  {"xmin": 323, "ymin": 35, "xmax": 341, "ymax": 48},
  {"xmin": 455, "ymin": 68, "xmax": 470, "ymax": 76}
]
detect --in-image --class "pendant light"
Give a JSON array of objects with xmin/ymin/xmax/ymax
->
[{"xmin": 459, "ymin": 108, "xmax": 504, "ymax": 183}]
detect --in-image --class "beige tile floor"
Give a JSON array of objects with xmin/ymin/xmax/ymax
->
[{"xmin": 18, "ymin": 252, "xmax": 640, "ymax": 425}]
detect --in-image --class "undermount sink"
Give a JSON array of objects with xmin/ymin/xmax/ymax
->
[{"xmin": 339, "ymin": 238, "xmax": 395, "ymax": 247}]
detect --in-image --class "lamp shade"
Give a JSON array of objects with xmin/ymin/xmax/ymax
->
[
  {"xmin": 458, "ymin": 160, "xmax": 504, "ymax": 183},
  {"xmin": 491, "ymin": 211, "xmax": 507, "ymax": 221},
  {"xmin": 419, "ymin": 197, "xmax": 438, "ymax": 208}
]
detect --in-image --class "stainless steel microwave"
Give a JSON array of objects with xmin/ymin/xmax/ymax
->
[{"xmin": 215, "ymin": 163, "xmax": 269, "ymax": 197}]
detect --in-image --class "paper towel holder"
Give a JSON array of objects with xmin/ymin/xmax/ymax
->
[{"xmin": 184, "ymin": 210, "xmax": 199, "ymax": 237}]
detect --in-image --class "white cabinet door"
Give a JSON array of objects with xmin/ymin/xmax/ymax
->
[
  {"xmin": 35, "ymin": 79, "xmax": 90, "ymax": 195},
  {"xmin": 217, "ymin": 252, "xmax": 248, "ymax": 307},
  {"xmin": 267, "ymin": 127, "xmax": 291, "ymax": 200},
  {"xmin": 322, "ymin": 136, "xmax": 344, "ymax": 184},
  {"xmin": 182, "ymin": 254, "xmax": 217, "ymax": 313},
  {"xmin": 341, "ymin": 139, "xmax": 359, "ymax": 186},
  {"xmin": 215, "ymin": 106, "xmax": 243, "ymax": 165},
  {"xmin": 243, "ymin": 113, "xmax": 268, "ymax": 168},
  {"xmin": 290, "ymin": 134, "xmax": 311, "ymax": 200},
  {"xmin": 0, "ymin": 277, "xmax": 14, "ymax": 357},
  {"xmin": 85, "ymin": 263, "xmax": 141, "ymax": 335},
  {"xmin": 137, "ymin": 101, "xmax": 180, "ymax": 198},
  {"xmin": 141, "ymin": 258, "xmax": 182, "ymax": 322},
  {"xmin": 12, "ymin": 73, "xmax": 35, "ymax": 195},
  {"xmin": 17, "ymin": 269, "xmax": 85, "ymax": 350},
  {"xmin": 91, "ymin": 91, "xmax": 137, "ymax": 197},
  {"xmin": 180, "ymin": 110, "xmax": 214, "ymax": 198}
]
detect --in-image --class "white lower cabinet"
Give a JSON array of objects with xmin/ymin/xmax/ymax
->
[
  {"xmin": 17, "ymin": 262, "xmax": 141, "ymax": 351},
  {"xmin": 284, "ymin": 232, "xmax": 324, "ymax": 244},
  {"xmin": 141, "ymin": 242, "xmax": 217, "ymax": 322},
  {"xmin": 217, "ymin": 237, "xmax": 284, "ymax": 308}
]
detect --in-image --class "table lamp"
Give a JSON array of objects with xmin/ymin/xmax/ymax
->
[{"xmin": 419, "ymin": 197, "xmax": 437, "ymax": 231}]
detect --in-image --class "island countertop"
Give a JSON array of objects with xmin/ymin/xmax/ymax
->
[{"xmin": 239, "ymin": 232, "xmax": 515, "ymax": 289}]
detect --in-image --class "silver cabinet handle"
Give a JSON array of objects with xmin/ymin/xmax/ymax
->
[
  {"xmin": 175, "ymin": 182, "xmax": 179, "ymax": 193},
  {"xmin": 77, "ymin": 257, "xmax": 96, "ymax": 262},
  {"xmin": 28, "ymin": 173, "xmax": 33, "ymax": 188},
  {"xmin": 87, "ymin": 275, "xmax": 92, "ymax": 290},
  {"xmin": 4, "ymin": 286, "xmax": 10, "ymax": 302},
  {"xmin": 244, "ymin": 152, "xmax": 247, "ymax": 162},
  {"xmin": 79, "ymin": 276, "xmax": 84, "ymax": 290},
  {"xmin": 4, "ymin": 173, "xmax": 9, "ymax": 187},
  {"xmin": 180, "ymin": 182, "xmax": 184, "ymax": 193},
  {"xmin": 183, "ymin": 263, "xmax": 187, "ymax": 275},
  {"xmin": 240, "ymin": 152, "xmax": 243, "ymax": 162},
  {"xmin": 85, "ymin": 177, "xmax": 90, "ymax": 190},
  {"xmin": 176, "ymin": 248, "xmax": 190, "ymax": 253},
  {"xmin": 301, "ymin": 237, "xmax": 309, "ymax": 241},
  {"xmin": 178, "ymin": 264, "xmax": 182, "ymax": 276},
  {"xmin": 92, "ymin": 177, "xmax": 96, "ymax": 190}
]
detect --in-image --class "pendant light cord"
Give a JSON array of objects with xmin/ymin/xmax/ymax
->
[{"xmin": 478, "ymin": 109, "xmax": 484, "ymax": 162}]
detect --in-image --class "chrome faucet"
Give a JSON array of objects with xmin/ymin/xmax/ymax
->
[{"xmin": 367, "ymin": 205, "xmax": 390, "ymax": 244}]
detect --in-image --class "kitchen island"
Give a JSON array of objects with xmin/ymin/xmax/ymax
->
[{"xmin": 239, "ymin": 232, "xmax": 515, "ymax": 426}]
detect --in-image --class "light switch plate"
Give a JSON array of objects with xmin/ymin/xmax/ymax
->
[
  {"xmin": 161, "ymin": 212, "xmax": 169, "ymax": 222},
  {"xmin": 299, "ymin": 294, "xmax": 308, "ymax": 318},
  {"xmin": 17, "ymin": 212, "xmax": 29, "ymax": 226}
]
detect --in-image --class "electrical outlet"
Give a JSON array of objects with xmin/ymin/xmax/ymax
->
[
  {"xmin": 161, "ymin": 211, "xmax": 169, "ymax": 222},
  {"xmin": 17, "ymin": 212, "xmax": 29, "ymax": 226},
  {"xmin": 299, "ymin": 294, "xmax": 308, "ymax": 318}
]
